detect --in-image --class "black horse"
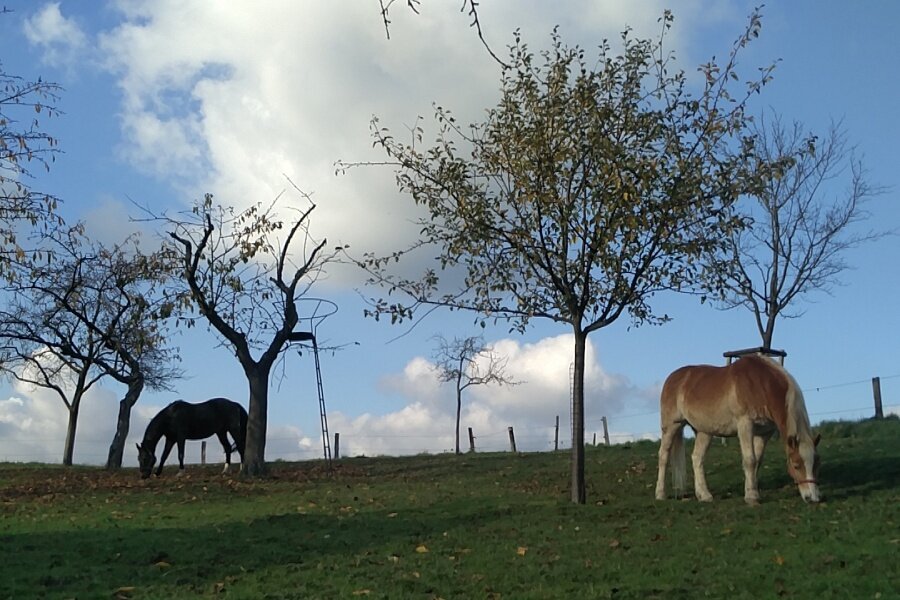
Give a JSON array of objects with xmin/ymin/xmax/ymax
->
[{"xmin": 136, "ymin": 398, "xmax": 247, "ymax": 478}]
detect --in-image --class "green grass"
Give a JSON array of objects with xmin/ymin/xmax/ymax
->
[{"xmin": 1, "ymin": 417, "xmax": 898, "ymax": 599}]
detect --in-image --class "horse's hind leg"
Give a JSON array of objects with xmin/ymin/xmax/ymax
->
[
  {"xmin": 217, "ymin": 431, "xmax": 232, "ymax": 474},
  {"xmin": 692, "ymin": 432, "xmax": 714, "ymax": 502},
  {"xmin": 655, "ymin": 423, "xmax": 685, "ymax": 500},
  {"xmin": 176, "ymin": 440, "xmax": 187, "ymax": 476}
]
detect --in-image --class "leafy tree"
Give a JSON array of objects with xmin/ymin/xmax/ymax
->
[
  {"xmin": 353, "ymin": 11, "xmax": 775, "ymax": 503},
  {"xmin": 717, "ymin": 114, "xmax": 886, "ymax": 348},
  {"xmin": 159, "ymin": 190, "xmax": 337, "ymax": 477},
  {"xmin": 432, "ymin": 334, "xmax": 518, "ymax": 454}
]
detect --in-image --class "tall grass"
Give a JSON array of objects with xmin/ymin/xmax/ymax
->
[{"xmin": 1, "ymin": 417, "xmax": 897, "ymax": 599}]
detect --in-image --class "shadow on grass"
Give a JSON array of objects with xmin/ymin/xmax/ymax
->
[{"xmin": 0, "ymin": 501, "xmax": 510, "ymax": 598}]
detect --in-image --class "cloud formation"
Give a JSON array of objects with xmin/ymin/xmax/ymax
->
[
  {"xmin": 23, "ymin": 2, "xmax": 87, "ymax": 66},
  {"xmin": 91, "ymin": 1, "xmax": 727, "ymax": 284},
  {"xmin": 330, "ymin": 333, "xmax": 658, "ymax": 456}
]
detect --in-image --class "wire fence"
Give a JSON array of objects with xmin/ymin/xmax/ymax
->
[{"xmin": 1, "ymin": 374, "xmax": 897, "ymax": 464}]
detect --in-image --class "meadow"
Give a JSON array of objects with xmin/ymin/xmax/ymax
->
[{"xmin": 1, "ymin": 417, "xmax": 897, "ymax": 599}]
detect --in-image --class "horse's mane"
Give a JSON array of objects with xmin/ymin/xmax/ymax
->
[{"xmin": 764, "ymin": 358, "xmax": 813, "ymax": 440}]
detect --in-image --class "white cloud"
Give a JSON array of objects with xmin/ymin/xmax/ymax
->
[
  {"xmin": 93, "ymin": 2, "xmax": 736, "ymax": 288},
  {"xmin": 23, "ymin": 2, "xmax": 87, "ymax": 67},
  {"xmin": 333, "ymin": 333, "xmax": 656, "ymax": 456}
]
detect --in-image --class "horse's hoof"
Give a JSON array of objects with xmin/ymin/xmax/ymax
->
[
  {"xmin": 745, "ymin": 497, "xmax": 760, "ymax": 506},
  {"xmin": 697, "ymin": 495, "xmax": 714, "ymax": 503}
]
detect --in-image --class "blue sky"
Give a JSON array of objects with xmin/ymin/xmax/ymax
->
[{"xmin": 0, "ymin": 1, "xmax": 897, "ymax": 465}]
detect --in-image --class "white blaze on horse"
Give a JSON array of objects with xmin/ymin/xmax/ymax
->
[{"xmin": 655, "ymin": 355, "xmax": 820, "ymax": 505}]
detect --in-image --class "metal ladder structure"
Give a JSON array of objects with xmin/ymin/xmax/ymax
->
[{"xmin": 288, "ymin": 299, "xmax": 338, "ymax": 469}]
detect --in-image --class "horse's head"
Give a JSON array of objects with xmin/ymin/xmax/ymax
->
[
  {"xmin": 786, "ymin": 433, "xmax": 821, "ymax": 502},
  {"xmin": 136, "ymin": 443, "xmax": 157, "ymax": 479}
]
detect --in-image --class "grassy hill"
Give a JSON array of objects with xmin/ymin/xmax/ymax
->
[{"xmin": 1, "ymin": 417, "xmax": 897, "ymax": 599}]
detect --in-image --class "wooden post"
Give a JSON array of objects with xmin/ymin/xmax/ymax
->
[
  {"xmin": 468, "ymin": 427, "xmax": 475, "ymax": 453},
  {"xmin": 508, "ymin": 426, "xmax": 517, "ymax": 453},
  {"xmin": 601, "ymin": 416, "xmax": 610, "ymax": 446},
  {"xmin": 201, "ymin": 441, "xmax": 206, "ymax": 465},
  {"xmin": 554, "ymin": 416, "xmax": 559, "ymax": 451},
  {"xmin": 333, "ymin": 432, "xmax": 340, "ymax": 459},
  {"xmin": 592, "ymin": 432, "xmax": 597, "ymax": 446},
  {"xmin": 872, "ymin": 377, "xmax": 884, "ymax": 419}
]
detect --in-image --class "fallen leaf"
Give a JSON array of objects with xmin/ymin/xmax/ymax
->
[
  {"xmin": 774, "ymin": 554, "xmax": 785, "ymax": 566},
  {"xmin": 153, "ymin": 561, "xmax": 171, "ymax": 569},
  {"xmin": 516, "ymin": 546, "xmax": 527, "ymax": 556},
  {"xmin": 352, "ymin": 589, "xmax": 371, "ymax": 596},
  {"xmin": 387, "ymin": 512, "xmax": 398, "ymax": 518},
  {"xmin": 609, "ymin": 539, "xmax": 620, "ymax": 549},
  {"xmin": 415, "ymin": 545, "xmax": 429, "ymax": 554}
]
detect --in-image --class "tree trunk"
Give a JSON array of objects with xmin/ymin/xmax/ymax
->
[
  {"xmin": 455, "ymin": 388, "xmax": 462, "ymax": 455},
  {"xmin": 570, "ymin": 328, "xmax": 587, "ymax": 504},
  {"xmin": 106, "ymin": 377, "xmax": 144, "ymax": 470},
  {"xmin": 762, "ymin": 316, "xmax": 775, "ymax": 350},
  {"xmin": 242, "ymin": 367, "xmax": 269, "ymax": 477},
  {"xmin": 62, "ymin": 394, "xmax": 82, "ymax": 466}
]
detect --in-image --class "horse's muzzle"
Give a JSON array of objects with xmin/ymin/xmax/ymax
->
[{"xmin": 799, "ymin": 482, "xmax": 821, "ymax": 503}]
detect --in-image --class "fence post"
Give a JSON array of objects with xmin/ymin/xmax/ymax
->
[
  {"xmin": 508, "ymin": 426, "xmax": 517, "ymax": 453},
  {"xmin": 592, "ymin": 432, "xmax": 597, "ymax": 446},
  {"xmin": 872, "ymin": 377, "xmax": 884, "ymax": 419},
  {"xmin": 601, "ymin": 416, "xmax": 610, "ymax": 446},
  {"xmin": 334, "ymin": 432, "xmax": 340, "ymax": 459},
  {"xmin": 468, "ymin": 427, "xmax": 476, "ymax": 453},
  {"xmin": 201, "ymin": 441, "xmax": 207, "ymax": 465},
  {"xmin": 554, "ymin": 416, "xmax": 559, "ymax": 451}
]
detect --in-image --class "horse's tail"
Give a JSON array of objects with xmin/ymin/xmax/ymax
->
[
  {"xmin": 237, "ymin": 405, "xmax": 248, "ymax": 455},
  {"xmin": 669, "ymin": 428, "xmax": 686, "ymax": 496}
]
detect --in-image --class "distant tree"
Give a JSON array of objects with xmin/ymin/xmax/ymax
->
[
  {"xmin": 0, "ymin": 228, "xmax": 180, "ymax": 466},
  {"xmin": 432, "ymin": 334, "xmax": 518, "ymax": 454},
  {"xmin": 158, "ymin": 189, "xmax": 338, "ymax": 477},
  {"xmin": 717, "ymin": 114, "xmax": 886, "ymax": 348},
  {"xmin": 351, "ymin": 11, "xmax": 776, "ymax": 503},
  {"xmin": 0, "ymin": 229, "xmax": 110, "ymax": 465},
  {"xmin": 0, "ymin": 20, "xmax": 63, "ymax": 279}
]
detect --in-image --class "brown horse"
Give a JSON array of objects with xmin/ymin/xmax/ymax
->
[{"xmin": 655, "ymin": 355, "xmax": 820, "ymax": 505}]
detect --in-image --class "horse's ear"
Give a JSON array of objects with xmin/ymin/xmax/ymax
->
[
  {"xmin": 814, "ymin": 434, "xmax": 821, "ymax": 447},
  {"xmin": 787, "ymin": 435, "xmax": 799, "ymax": 450},
  {"xmin": 136, "ymin": 443, "xmax": 142, "ymax": 452}
]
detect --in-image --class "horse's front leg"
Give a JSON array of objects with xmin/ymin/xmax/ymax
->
[
  {"xmin": 692, "ymin": 432, "xmax": 714, "ymax": 502},
  {"xmin": 752, "ymin": 433, "xmax": 771, "ymax": 479},
  {"xmin": 737, "ymin": 421, "xmax": 760, "ymax": 505},
  {"xmin": 156, "ymin": 438, "xmax": 176, "ymax": 477},
  {"xmin": 216, "ymin": 432, "xmax": 232, "ymax": 474}
]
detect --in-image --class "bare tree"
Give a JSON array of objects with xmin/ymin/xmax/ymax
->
[
  {"xmin": 0, "ymin": 230, "xmax": 109, "ymax": 465},
  {"xmin": 717, "ymin": 114, "xmax": 886, "ymax": 348},
  {"xmin": 377, "ymin": 0, "xmax": 505, "ymax": 66},
  {"xmin": 350, "ymin": 11, "xmax": 775, "ymax": 503},
  {"xmin": 432, "ymin": 334, "xmax": 518, "ymax": 454},
  {"xmin": 0, "ymin": 228, "xmax": 180, "ymax": 466},
  {"xmin": 158, "ymin": 190, "xmax": 337, "ymax": 477},
  {"xmin": 0, "ymin": 16, "xmax": 63, "ymax": 280}
]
